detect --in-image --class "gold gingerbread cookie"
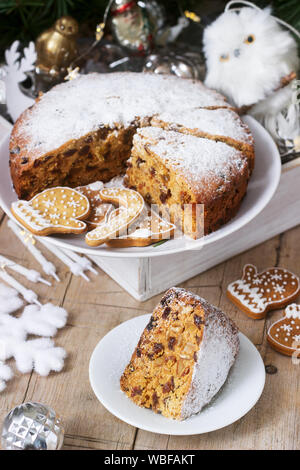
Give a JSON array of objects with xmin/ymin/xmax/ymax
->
[
  {"xmin": 267, "ymin": 304, "xmax": 300, "ymax": 356},
  {"xmin": 11, "ymin": 187, "xmax": 90, "ymax": 236},
  {"xmin": 106, "ymin": 209, "xmax": 175, "ymax": 248},
  {"xmin": 227, "ymin": 264, "xmax": 300, "ymax": 319},
  {"xmin": 76, "ymin": 182, "xmax": 113, "ymax": 230},
  {"xmin": 85, "ymin": 187, "xmax": 145, "ymax": 247}
]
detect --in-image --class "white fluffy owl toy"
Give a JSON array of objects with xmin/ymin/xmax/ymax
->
[{"xmin": 203, "ymin": 4, "xmax": 299, "ymax": 121}]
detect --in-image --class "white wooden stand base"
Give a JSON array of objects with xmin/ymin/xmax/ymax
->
[{"xmin": 89, "ymin": 161, "xmax": 300, "ymax": 301}]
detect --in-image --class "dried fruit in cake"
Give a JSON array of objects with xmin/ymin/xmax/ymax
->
[
  {"xmin": 227, "ymin": 264, "xmax": 300, "ymax": 320},
  {"xmin": 76, "ymin": 181, "xmax": 113, "ymax": 231},
  {"xmin": 267, "ymin": 303, "xmax": 300, "ymax": 357},
  {"xmin": 11, "ymin": 187, "xmax": 90, "ymax": 236},
  {"xmin": 120, "ymin": 287, "xmax": 239, "ymax": 420},
  {"xmin": 85, "ymin": 187, "xmax": 145, "ymax": 247},
  {"xmin": 106, "ymin": 208, "xmax": 175, "ymax": 247}
]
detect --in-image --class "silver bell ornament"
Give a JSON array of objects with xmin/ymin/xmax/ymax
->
[{"xmin": 1, "ymin": 402, "xmax": 64, "ymax": 450}]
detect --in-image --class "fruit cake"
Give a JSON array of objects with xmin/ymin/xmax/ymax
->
[
  {"xmin": 10, "ymin": 72, "xmax": 231, "ymax": 200},
  {"xmin": 9, "ymin": 72, "xmax": 254, "ymax": 238},
  {"xmin": 120, "ymin": 287, "xmax": 239, "ymax": 420},
  {"xmin": 124, "ymin": 127, "xmax": 250, "ymax": 237}
]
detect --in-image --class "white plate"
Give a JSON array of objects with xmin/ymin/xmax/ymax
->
[
  {"xmin": 0, "ymin": 116, "xmax": 281, "ymax": 258},
  {"xmin": 89, "ymin": 314, "xmax": 265, "ymax": 435}
]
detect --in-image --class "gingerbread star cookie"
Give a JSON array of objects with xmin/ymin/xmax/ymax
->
[
  {"xmin": 106, "ymin": 209, "xmax": 175, "ymax": 248},
  {"xmin": 76, "ymin": 182, "xmax": 113, "ymax": 230},
  {"xmin": 267, "ymin": 304, "xmax": 300, "ymax": 356},
  {"xmin": 85, "ymin": 187, "xmax": 145, "ymax": 247},
  {"xmin": 227, "ymin": 264, "xmax": 300, "ymax": 319},
  {"xmin": 11, "ymin": 187, "xmax": 90, "ymax": 236}
]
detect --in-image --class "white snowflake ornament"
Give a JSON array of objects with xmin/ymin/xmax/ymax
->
[
  {"xmin": 0, "ymin": 283, "xmax": 23, "ymax": 314},
  {"xmin": 0, "ymin": 283, "xmax": 68, "ymax": 391}
]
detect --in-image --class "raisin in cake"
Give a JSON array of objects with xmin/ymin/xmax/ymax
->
[
  {"xmin": 125, "ymin": 127, "xmax": 250, "ymax": 237},
  {"xmin": 120, "ymin": 287, "xmax": 239, "ymax": 420}
]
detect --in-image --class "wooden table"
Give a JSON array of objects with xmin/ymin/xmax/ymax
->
[{"xmin": 0, "ymin": 207, "xmax": 299, "ymax": 450}]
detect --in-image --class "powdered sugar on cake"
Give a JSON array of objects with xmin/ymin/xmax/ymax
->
[
  {"xmin": 134, "ymin": 127, "xmax": 247, "ymax": 190},
  {"xmin": 14, "ymin": 73, "xmax": 230, "ymax": 160},
  {"xmin": 154, "ymin": 107, "xmax": 253, "ymax": 144},
  {"xmin": 181, "ymin": 298, "xmax": 239, "ymax": 419}
]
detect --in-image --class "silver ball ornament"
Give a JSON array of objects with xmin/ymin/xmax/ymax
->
[
  {"xmin": 143, "ymin": 52, "xmax": 204, "ymax": 80},
  {"xmin": 1, "ymin": 402, "xmax": 64, "ymax": 450}
]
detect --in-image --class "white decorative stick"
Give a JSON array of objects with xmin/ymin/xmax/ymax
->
[
  {"xmin": 61, "ymin": 249, "xmax": 98, "ymax": 275},
  {"xmin": 38, "ymin": 239, "xmax": 90, "ymax": 282},
  {"xmin": 7, "ymin": 220, "xmax": 60, "ymax": 282},
  {"xmin": 0, "ymin": 254, "xmax": 51, "ymax": 286},
  {"xmin": 0, "ymin": 269, "xmax": 41, "ymax": 306}
]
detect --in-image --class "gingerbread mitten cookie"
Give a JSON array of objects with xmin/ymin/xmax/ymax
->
[
  {"xmin": 267, "ymin": 304, "xmax": 300, "ymax": 356},
  {"xmin": 85, "ymin": 187, "xmax": 145, "ymax": 247},
  {"xmin": 11, "ymin": 187, "xmax": 90, "ymax": 236},
  {"xmin": 227, "ymin": 264, "xmax": 300, "ymax": 319}
]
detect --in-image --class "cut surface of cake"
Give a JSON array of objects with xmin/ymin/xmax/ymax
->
[
  {"xmin": 120, "ymin": 287, "xmax": 239, "ymax": 420},
  {"xmin": 125, "ymin": 127, "xmax": 250, "ymax": 237}
]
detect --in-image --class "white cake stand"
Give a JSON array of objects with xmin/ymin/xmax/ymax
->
[{"xmin": 0, "ymin": 116, "xmax": 281, "ymax": 258}]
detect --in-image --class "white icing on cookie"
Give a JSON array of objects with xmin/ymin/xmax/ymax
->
[
  {"xmin": 227, "ymin": 264, "xmax": 300, "ymax": 317},
  {"xmin": 285, "ymin": 303, "xmax": 300, "ymax": 319},
  {"xmin": 268, "ymin": 303, "xmax": 300, "ymax": 353},
  {"xmin": 85, "ymin": 187, "xmax": 145, "ymax": 246},
  {"xmin": 11, "ymin": 187, "xmax": 90, "ymax": 234}
]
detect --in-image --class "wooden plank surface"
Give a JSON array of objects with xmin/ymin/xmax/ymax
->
[{"xmin": 0, "ymin": 213, "xmax": 299, "ymax": 450}]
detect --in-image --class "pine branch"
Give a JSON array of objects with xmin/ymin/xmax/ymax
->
[
  {"xmin": 0, "ymin": 0, "xmax": 109, "ymax": 57},
  {"xmin": 274, "ymin": 0, "xmax": 300, "ymax": 34},
  {"xmin": 0, "ymin": 0, "xmax": 299, "ymax": 59}
]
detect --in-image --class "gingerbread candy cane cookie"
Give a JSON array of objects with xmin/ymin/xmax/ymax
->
[
  {"xmin": 11, "ymin": 187, "xmax": 90, "ymax": 236},
  {"xmin": 227, "ymin": 264, "xmax": 300, "ymax": 319},
  {"xmin": 267, "ymin": 304, "xmax": 300, "ymax": 356},
  {"xmin": 106, "ymin": 209, "xmax": 175, "ymax": 247},
  {"xmin": 85, "ymin": 187, "xmax": 145, "ymax": 247}
]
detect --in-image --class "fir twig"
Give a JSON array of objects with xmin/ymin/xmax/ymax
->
[
  {"xmin": 152, "ymin": 239, "xmax": 168, "ymax": 247},
  {"xmin": 0, "ymin": 1, "xmax": 299, "ymax": 58}
]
